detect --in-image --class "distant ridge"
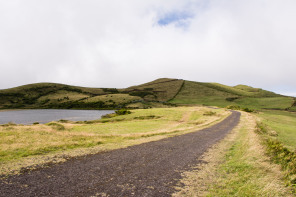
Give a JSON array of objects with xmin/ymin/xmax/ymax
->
[{"xmin": 0, "ymin": 78, "xmax": 294, "ymax": 111}]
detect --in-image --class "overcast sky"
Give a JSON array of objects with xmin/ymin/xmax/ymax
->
[{"xmin": 0, "ymin": 0, "xmax": 295, "ymax": 96}]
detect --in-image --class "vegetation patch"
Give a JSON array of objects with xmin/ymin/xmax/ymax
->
[
  {"xmin": 258, "ymin": 110, "xmax": 296, "ymax": 150},
  {"xmin": 133, "ymin": 115, "xmax": 161, "ymax": 120},
  {"xmin": 115, "ymin": 109, "xmax": 131, "ymax": 115},
  {"xmin": 46, "ymin": 122, "xmax": 65, "ymax": 131},
  {"xmin": 203, "ymin": 111, "xmax": 217, "ymax": 116},
  {"xmin": 256, "ymin": 122, "xmax": 296, "ymax": 191},
  {"xmin": 226, "ymin": 105, "xmax": 254, "ymax": 112}
]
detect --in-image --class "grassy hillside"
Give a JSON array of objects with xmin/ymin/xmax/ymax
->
[
  {"xmin": 170, "ymin": 80, "xmax": 294, "ymax": 110},
  {"xmin": 122, "ymin": 78, "xmax": 184, "ymax": 102},
  {"xmin": 0, "ymin": 78, "xmax": 294, "ymax": 110}
]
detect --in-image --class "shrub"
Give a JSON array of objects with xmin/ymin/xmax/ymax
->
[
  {"xmin": 101, "ymin": 113, "xmax": 117, "ymax": 119},
  {"xmin": 226, "ymin": 105, "xmax": 241, "ymax": 110},
  {"xmin": 46, "ymin": 122, "xmax": 65, "ymax": 130},
  {"xmin": 115, "ymin": 109, "xmax": 131, "ymax": 115},
  {"xmin": 226, "ymin": 105, "xmax": 254, "ymax": 112},
  {"xmin": 242, "ymin": 107, "xmax": 254, "ymax": 112},
  {"xmin": 226, "ymin": 97, "xmax": 239, "ymax": 102},
  {"xmin": 133, "ymin": 115, "xmax": 161, "ymax": 120},
  {"xmin": 58, "ymin": 119, "xmax": 70, "ymax": 123},
  {"xmin": 203, "ymin": 111, "xmax": 216, "ymax": 116}
]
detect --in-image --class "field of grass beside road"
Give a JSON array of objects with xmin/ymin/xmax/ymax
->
[
  {"xmin": 258, "ymin": 110, "xmax": 296, "ymax": 150},
  {"xmin": 0, "ymin": 107, "xmax": 230, "ymax": 176},
  {"xmin": 174, "ymin": 112, "xmax": 293, "ymax": 196}
]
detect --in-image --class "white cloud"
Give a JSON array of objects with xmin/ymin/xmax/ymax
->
[{"xmin": 0, "ymin": 0, "xmax": 295, "ymax": 95}]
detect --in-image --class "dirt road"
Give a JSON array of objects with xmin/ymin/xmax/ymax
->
[{"xmin": 0, "ymin": 111, "xmax": 240, "ymax": 197}]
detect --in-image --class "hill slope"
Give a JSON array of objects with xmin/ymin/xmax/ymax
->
[
  {"xmin": 0, "ymin": 79, "xmax": 294, "ymax": 110},
  {"xmin": 170, "ymin": 80, "xmax": 293, "ymax": 110}
]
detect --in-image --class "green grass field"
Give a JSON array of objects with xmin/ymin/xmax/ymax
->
[
  {"xmin": 234, "ymin": 97, "xmax": 293, "ymax": 110},
  {"xmin": 258, "ymin": 110, "xmax": 296, "ymax": 150}
]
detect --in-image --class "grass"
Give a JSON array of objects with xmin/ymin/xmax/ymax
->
[
  {"xmin": 83, "ymin": 94, "xmax": 142, "ymax": 105},
  {"xmin": 174, "ymin": 112, "xmax": 293, "ymax": 196},
  {"xmin": 258, "ymin": 110, "xmax": 296, "ymax": 150},
  {"xmin": 170, "ymin": 81, "xmax": 293, "ymax": 110},
  {"xmin": 123, "ymin": 78, "xmax": 184, "ymax": 101},
  {"xmin": 235, "ymin": 97, "xmax": 293, "ymax": 110},
  {"xmin": 37, "ymin": 90, "xmax": 90, "ymax": 104},
  {"xmin": 0, "ymin": 125, "xmax": 102, "ymax": 162},
  {"xmin": 0, "ymin": 106, "xmax": 229, "ymax": 176}
]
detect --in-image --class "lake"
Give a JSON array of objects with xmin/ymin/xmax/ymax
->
[{"xmin": 0, "ymin": 109, "xmax": 114, "ymax": 125}]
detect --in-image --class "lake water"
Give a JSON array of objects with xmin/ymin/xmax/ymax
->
[{"xmin": 0, "ymin": 109, "xmax": 114, "ymax": 125}]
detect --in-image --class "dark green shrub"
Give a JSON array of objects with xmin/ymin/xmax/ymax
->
[
  {"xmin": 102, "ymin": 88, "xmax": 119, "ymax": 93},
  {"xmin": 226, "ymin": 105, "xmax": 241, "ymax": 110},
  {"xmin": 58, "ymin": 119, "xmax": 70, "ymax": 123},
  {"xmin": 242, "ymin": 107, "xmax": 254, "ymax": 112},
  {"xmin": 133, "ymin": 115, "xmax": 161, "ymax": 120},
  {"xmin": 115, "ymin": 109, "xmax": 131, "ymax": 115},
  {"xmin": 226, "ymin": 105, "xmax": 254, "ymax": 113},
  {"xmin": 101, "ymin": 113, "xmax": 117, "ymax": 119},
  {"xmin": 203, "ymin": 111, "xmax": 216, "ymax": 116},
  {"xmin": 226, "ymin": 97, "xmax": 239, "ymax": 101},
  {"xmin": 46, "ymin": 122, "xmax": 65, "ymax": 130}
]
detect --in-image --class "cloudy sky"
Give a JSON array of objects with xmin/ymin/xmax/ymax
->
[{"xmin": 0, "ymin": 0, "xmax": 295, "ymax": 96}]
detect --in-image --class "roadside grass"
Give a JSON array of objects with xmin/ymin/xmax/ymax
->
[
  {"xmin": 258, "ymin": 110, "xmax": 296, "ymax": 150},
  {"xmin": 0, "ymin": 107, "xmax": 230, "ymax": 176},
  {"xmin": 174, "ymin": 112, "xmax": 292, "ymax": 197}
]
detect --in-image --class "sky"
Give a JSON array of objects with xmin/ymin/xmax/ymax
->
[{"xmin": 0, "ymin": 0, "xmax": 296, "ymax": 97}]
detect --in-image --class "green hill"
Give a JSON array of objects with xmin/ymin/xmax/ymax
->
[
  {"xmin": 170, "ymin": 80, "xmax": 293, "ymax": 110},
  {"xmin": 0, "ymin": 79, "xmax": 294, "ymax": 111}
]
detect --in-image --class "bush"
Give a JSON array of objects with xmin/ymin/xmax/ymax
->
[
  {"xmin": 101, "ymin": 113, "xmax": 117, "ymax": 119},
  {"xmin": 115, "ymin": 109, "xmax": 131, "ymax": 115},
  {"xmin": 226, "ymin": 97, "xmax": 239, "ymax": 102},
  {"xmin": 226, "ymin": 105, "xmax": 241, "ymax": 110},
  {"xmin": 58, "ymin": 119, "xmax": 70, "ymax": 123},
  {"xmin": 226, "ymin": 105, "xmax": 254, "ymax": 112},
  {"xmin": 46, "ymin": 122, "xmax": 65, "ymax": 130},
  {"xmin": 203, "ymin": 111, "xmax": 217, "ymax": 116}
]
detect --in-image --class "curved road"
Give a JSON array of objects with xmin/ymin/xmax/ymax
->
[{"xmin": 0, "ymin": 111, "xmax": 240, "ymax": 197}]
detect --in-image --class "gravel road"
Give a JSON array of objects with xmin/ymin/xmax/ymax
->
[{"xmin": 0, "ymin": 111, "xmax": 240, "ymax": 197}]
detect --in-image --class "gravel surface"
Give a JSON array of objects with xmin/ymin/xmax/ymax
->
[{"xmin": 0, "ymin": 111, "xmax": 240, "ymax": 197}]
